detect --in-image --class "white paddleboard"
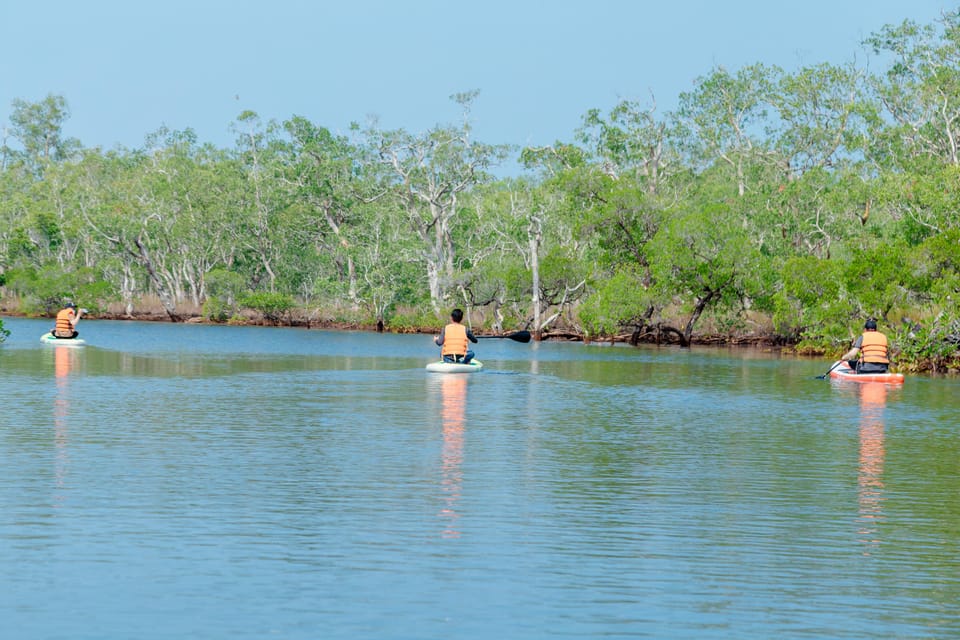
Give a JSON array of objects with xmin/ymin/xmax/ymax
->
[
  {"xmin": 425, "ymin": 359, "xmax": 483, "ymax": 373},
  {"xmin": 40, "ymin": 333, "xmax": 87, "ymax": 347}
]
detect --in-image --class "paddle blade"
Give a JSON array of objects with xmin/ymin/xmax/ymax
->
[
  {"xmin": 476, "ymin": 330, "xmax": 532, "ymax": 343},
  {"xmin": 816, "ymin": 360, "xmax": 843, "ymax": 379}
]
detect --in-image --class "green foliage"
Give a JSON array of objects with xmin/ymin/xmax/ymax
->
[
  {"xmin": 520, "ymin": 143, "xmax": 588, "ymax": 174},
  {"xmin": 201, "ymin": 297, "xmax": 232, "ymax": 322},
  {"xmin": 893, "ymin": 313, "xmax": 960, "ymax": 373},
  {"xmin": 387, "ymin": 306, "xmax": 445, "ymax": 333},
  {"xmin": 908, "ymin": 230, "xmax": 960, "ymax": 303},
  {"xmin": 3, "ymin": 264, "xmax": 114, "ymax": 315},
  {"xmin": 775, "ymin": 241, "xmax": 930, "ymax": 351},
  {"xmin": 238, "ymin": 292, "xmax": 295, "ymax": 324},
  {"xmin": 330, "ymin": 306, "xmax": 379, "ymax": 326},
  {"xmin": 203, "ymin": 269, "xmax": 247, "ymax": 321},
  {"xmin": 0, "ymin": 318, "xmax": 9, "ymax": 343},
  {"xmin": 206, "ymin": 269, "xmax": 247, "ymax": 302},
  {"xmin": 1, "ymin": 12, "xmax": 960, "ymax": 372},
  {"xmin": 771, "ymin": 61, "xmax": 869, "ymax": 173},
  {"xmin": 841, "ymin": 243, "xmax": 914, "ymax": 321},
  {"xmin": 646, "ymin": 201, "xmax": 762, "ymax": 341},
  {"xmin": 864, "ymin": 12, "xmax": 960, "ymax": 170},
  {"xmin": 578, "ymin": 266, "xmax": 651, "ymax": 337},
  {"xmin": 7, "ymin": 227, "xmax": 40, "ymax": 263},
  {"xmin": 874, "ymin": 167, "xmax": 960, "ymax": 245},
  {"xmin": 8, "ymin": 94, "xmax": 80, "ymax": 170},
  {"xmin": 537, "ymin": 248, "xmax": 590, "ymax": 304},
  {"xmin": 772, "ymin": 256, "xmax": 848, "ymax": 344}
]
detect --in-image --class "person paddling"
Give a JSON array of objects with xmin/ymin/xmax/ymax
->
[
  {"xmin": 51, "ymin": 302, "xmax": 84, "ymax": 339},
  {"xmin": 434, "ymin": 308, "xmax": 478, "ymax": 364},
  {"xmin": 840, "ymin": 318, "xmax": 890, "ymax": 374}
]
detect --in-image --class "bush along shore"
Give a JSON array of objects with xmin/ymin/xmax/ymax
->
[
  {"xmin": 4, "ymin": 298, "xmax": 957, "ymax": 375},
  {"xmin": 4, "ymin": 14, "xmax": 960, "ymax": 375}
]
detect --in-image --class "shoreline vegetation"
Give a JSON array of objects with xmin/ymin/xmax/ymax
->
[
  {"xmin": 5, "ymin": 298, "xmax": 957, "ymax": 376},
  {"xmin": 4, "ymin": 301, "xmax": 782, "ymax": 347},
  {"xmin": 2, "ymin": 14, "xmax": 959, "ymax": 375}
]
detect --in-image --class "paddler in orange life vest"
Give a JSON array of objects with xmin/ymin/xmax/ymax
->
[
  {"xmin": 434, "ymin": 308, "xmax": 478, "ymax": 363},
  {"xmin": 51, "ymin": 302, "xmax": 83, "ymax": 339},
  {"xmin": 840, "ymin": 318, "xmax": 890, "ymax": 374}
]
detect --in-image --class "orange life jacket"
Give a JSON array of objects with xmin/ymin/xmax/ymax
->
[
  {"xmin": 55, "ymin": 308, "xmax": 76, "ymax": 337},
  {"xmin": 860, "ymin": 331, "xmax": 889, "ymax": 364},
  {"xmin": 441, "ymin": 323, "xmax": 469, "ymax": 357}
]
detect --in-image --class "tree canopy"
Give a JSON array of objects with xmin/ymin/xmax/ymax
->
[{"xmin": 2, "ymin": 13, "xmax": 959, "ymax": 371}]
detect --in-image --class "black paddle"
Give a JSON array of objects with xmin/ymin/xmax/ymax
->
[
  {"xmin": 476, "ymin": 330, "xmax": 531, "ymax": 343},
  {"xmin": 816, "ymin": 360, "xmax": 845, "ymax": 379}
]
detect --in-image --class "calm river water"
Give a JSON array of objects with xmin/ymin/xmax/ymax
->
[{"xmin": 1, "ymin": 317, "xmax": 958, "ymax": 639}]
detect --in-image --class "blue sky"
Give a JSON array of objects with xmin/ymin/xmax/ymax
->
[{"xmin": 0, "ymin": 0, "xmax": 952, "ymax": 158}]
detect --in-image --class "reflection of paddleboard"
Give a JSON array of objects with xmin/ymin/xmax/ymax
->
[
  {"xmin": 426, "ymin": 360, "xmax": 483, "ymax": 373},
  {"xmin": 40, "ymin": 333, "xmax": 87, "ymax": 347},
  {"xmin": 829, "ymin": 360, "xmax": 903, "ymax": 384}
]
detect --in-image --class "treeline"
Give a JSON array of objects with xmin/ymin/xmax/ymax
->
[{"xmin": 1, "ymin": 13, "xmax": 959, "ymax": 372}]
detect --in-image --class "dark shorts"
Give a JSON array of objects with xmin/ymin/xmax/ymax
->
[{"xmin": 850, "ymin": 360, "xmax": 888, "ymax": 374}]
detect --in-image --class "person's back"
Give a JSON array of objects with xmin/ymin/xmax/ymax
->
[
  {"xmin": 441, "ymin": 322, "xmax": 469, "ymax": 358},
  {"xmin": 858, "ymin": 329, "xmax": 889, "ymax": 373},
  {"xmin": 54, "ymin": 304, "xmax": 79, "ymax": 338},
  {"xmin": 841, "ymin": 318, "xmax": 889, "ymax": 373},
  {"xmin": 434, "ymin": 308, "xmax": 477, "ymax": 363}
]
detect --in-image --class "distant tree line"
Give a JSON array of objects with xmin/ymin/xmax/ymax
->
[{"xmin": 1, "ymin": 13, "xmax": 958, "ymax": 371}]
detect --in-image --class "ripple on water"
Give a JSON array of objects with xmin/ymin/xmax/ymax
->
[{"xmin": 2, "ymin": 321, "xmax": 959, "ymax": 639}]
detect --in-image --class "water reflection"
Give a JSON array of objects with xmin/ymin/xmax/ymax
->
[
  {"xmin": 439, "ymin": 375, "xmax": 467, "ymax": 538},
  {"xmin": 857, "ymin": 382, "xmax": 887, "ymax": 555},
  {"xmin": 53, "ymin": 347, "xmax": 75, "ymax": 507}
]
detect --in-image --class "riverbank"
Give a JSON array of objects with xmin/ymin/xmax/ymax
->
[
  {"xmin": 6, "ymin": 303, "xmax": 957, "ymax": 374},
  {"xmin": 2, "ymin": 306, "xmax": 791, "ymax": 349}
]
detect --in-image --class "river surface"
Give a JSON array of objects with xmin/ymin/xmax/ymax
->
[{"xmin": 1, "ymin": 317, "xmax": 958, "ymax": 639}]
